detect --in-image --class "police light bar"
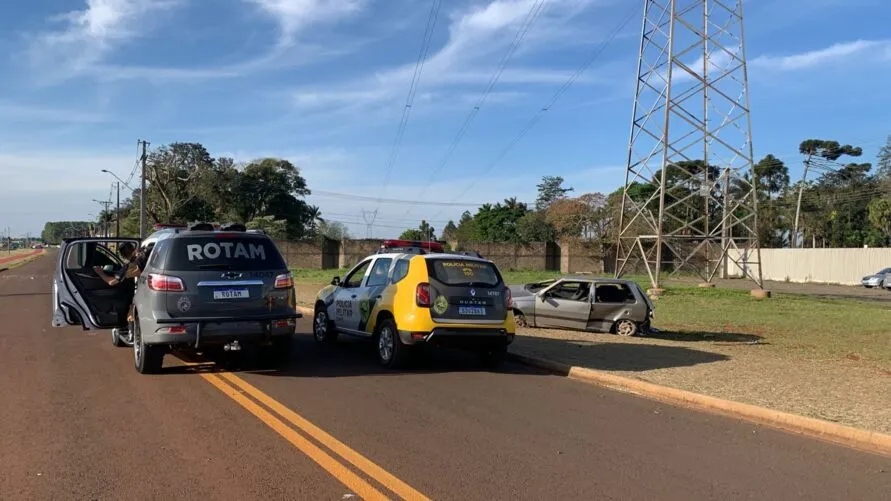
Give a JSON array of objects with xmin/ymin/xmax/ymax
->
[{"xmin": 380, "ymin": 239, "xmax": 444, "ymax": 252}]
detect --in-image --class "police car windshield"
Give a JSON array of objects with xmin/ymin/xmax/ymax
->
[
  {"xmin": 427, "ymin": 259, "xmax": 501, "ymax": 287},
  {"xmin": 164, "ymin": 235, "xmax": 286, "ymax": 271}
]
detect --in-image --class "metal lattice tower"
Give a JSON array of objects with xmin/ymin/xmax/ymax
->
[{"xmin": 615, "ymin": 0, "xmax": 763, "ymax": 289}]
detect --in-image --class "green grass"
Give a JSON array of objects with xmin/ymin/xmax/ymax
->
[{"xmin": 652, "ymin": 287, "xmax": 891, "ymax": 367}]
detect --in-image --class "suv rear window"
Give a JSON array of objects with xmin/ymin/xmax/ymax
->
[
  {"xmin": 164, "ymin": 235, "xmax": 286, "ymax": 271},
  {"xmin": 427, "ymin": 258, "xmax": 501, "ymax": 287}
]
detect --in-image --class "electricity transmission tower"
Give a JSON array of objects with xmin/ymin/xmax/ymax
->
[
  {"xmin": 361, "ymin": 209, "xmax": 378, "ymax": 239},
  {"xmin": 615, "ymin": 0, "xmax": 763, "ymax": 290}
]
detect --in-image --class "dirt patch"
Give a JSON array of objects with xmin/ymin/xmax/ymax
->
[
  {"xmin": 295, "ymin": 284, "xmax": 323, "ymax": 307},
  {"xmin": 515, "ymin": 327, "xmax": 891, "ymax": 434}
]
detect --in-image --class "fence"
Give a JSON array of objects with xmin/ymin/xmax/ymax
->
[
  {"xmin": 274, "ymin": 238, "xmax": 606, "ymax": 274},
  {"xmin": 728, "ymin": 248, "xmax": 891, "ymax": 285}
]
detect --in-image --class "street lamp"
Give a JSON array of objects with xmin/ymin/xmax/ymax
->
[
  {"xmin": 91, "ymin": 199, "xmax": 111, "ymax": 237},
  {"xmin": 100, "ymin": 170, "xmax": 125, "ymax": 237},
  {"xmin": 100, "ymin": 169, "xmax": 135, "ymax": 191}
]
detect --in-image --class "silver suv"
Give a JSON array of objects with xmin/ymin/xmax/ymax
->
[{"xmin": 53, "ymin": 229, "xmax": 301, "ymax": 374}]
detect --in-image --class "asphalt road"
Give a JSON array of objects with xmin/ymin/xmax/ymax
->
[{"xmin": 1, "ymin": 254, "xmax": 888, "ymax": 500}]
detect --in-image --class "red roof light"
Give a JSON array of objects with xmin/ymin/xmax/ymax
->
[{"xmin": 381, "ymin": 239, "xmax": 444, "ymax": 252}]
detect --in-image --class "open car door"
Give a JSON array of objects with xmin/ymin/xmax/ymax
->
[{"xmin": 52, "ymin": 237, "xmax": 140, "ymax": 330}]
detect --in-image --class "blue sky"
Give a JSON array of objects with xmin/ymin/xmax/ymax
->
[{"xmin": 1, "ymin": 0, "xmax": 889, "ymax": 238}]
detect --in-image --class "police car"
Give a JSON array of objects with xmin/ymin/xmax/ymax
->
[
  {"xmin": 312, "ymin": 240, "xmax": 515, "ymax": 367},
  {"xmin": 52, "ymin": 223, "xmax": 301, "ymax": 374}
]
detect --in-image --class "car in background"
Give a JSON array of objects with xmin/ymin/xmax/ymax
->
[
  {"xmin": 52, "ymin": 226, "xmax": 301, "ymax": 374},
  {"xmin": 509, "ymin": 276, "xmax": 653, "ymax": 337},
  {"xmin": 862, "ymin": 268, "xmax": 891, "ymax": 288},
  {"xmin": 312, "ymin": 241, "xmax": 515, "ymax": 367}
]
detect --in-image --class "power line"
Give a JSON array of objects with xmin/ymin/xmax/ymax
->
[
  {"xmin": 410, "ymin": 0, "xmax": 550, "ymax": 207},
  {"xmin": 427, "ymin": 3, "xmax": 641, "ymax": 222},
  {"xmin": 308, "ymin": 189, "xmax": 531, "ymax": 207},
  {"xmin": 376, "ymin": 0, "xmax": 443, "ymax": 206}
]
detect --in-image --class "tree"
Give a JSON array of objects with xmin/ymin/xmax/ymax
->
[
  {"xmin": 875, "ymin": 136, "xmax": 891, "ymax": 179},
  {"xmin": 868, "ymin": 197, "xmax": 891, "ymax": 244},
  {"xmin": 316, "ymin": 220, "xmax": 350, "ymax": 241},
  {"xmin": 754, "ymin": 154, "xmax": 789, "ymax": 199},
  {"xmin": 546, "ymin": 198, "xmax": 590, "ymax": 239},
  {"xmin": 227, "ymin": 158, "xmax": 313, "ymax": 239},
  {"xmin": 245, "ymin": 215, "xmax": 289, "ymax": 240},
  {"xmin": 144, "ymin": 142, "xmax": 215, "ymax": 223},
  {"xmin": 441, "ymin": 220, "xmax": 458, "ymax": 241},
  {"xmin": 473, "ymin": 198, "xmax": 530, "ymax": 242},
  {"xmin": 535, "ymin": 176, "xmax": 574, "ymax": 211},
  {"xmin": 399, "ymin": 220, "xmax": 436, "ymax": 241},
  {"xmin": 455, "ymin": 211, "xmax": 479, "ymax": 242},
  {"xmin": 41, "ymin": 221, "xmax": 92, "ymax": 243},
  {"xmin": 799, "ymin": 139, "xmax": 862, "ymax": 161},
  {"xmin": 516, "ymin": 211, "xmax": 556, "ymax": 243}
]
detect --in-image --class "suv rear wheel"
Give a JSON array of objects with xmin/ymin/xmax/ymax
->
[
  {"xmin": 133, "ymin": 313, "xmax": 164, "ymax": 374},
  {"xmin": 376, "ymin": 318, "xmax": 409, "ymax": 368}
]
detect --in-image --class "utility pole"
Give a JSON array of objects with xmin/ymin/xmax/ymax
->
[
  {"xmin": 138, "ymin": 139, "xmax": 150, "ymax": 238},
  {"xmin": 93, "ymin": 199, "xmax": 112, "ymax": 237},
  {"xmin": 115, "ymin": 182, "xmax": 121, "ymax": 238},
  {"xmin": 792, "ymin": 157, "xmax": 812, "ymax": 249}
]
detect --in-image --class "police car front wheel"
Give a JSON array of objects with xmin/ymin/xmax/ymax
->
[{"xmin": 313, "ymin": 306, "xmax": 338, "ymax": 344}]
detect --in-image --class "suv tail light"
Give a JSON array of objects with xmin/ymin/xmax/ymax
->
[
  {"xmin": 505, "ymin": 287, "xmax": 512, "ymax": 309},
  {"xmin": 274, "ymin": 272, "xmax": 294, "ymax": 289},
  {"xmin": 416, "ymin": 283, "xmax": 431, "ymax": 307},
  {"xmin": 147, "ymin": 273, "xmax": 185, "ymax": 292}
]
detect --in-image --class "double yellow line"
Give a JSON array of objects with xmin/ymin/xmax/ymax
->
[{"xmin": 202, "ymin": 371, "xmax": 430, "ymax": 501}]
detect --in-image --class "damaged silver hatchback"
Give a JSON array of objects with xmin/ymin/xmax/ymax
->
[{"xmin": 509, "ymin": 276, "xmax": 653, "ymax": 336}]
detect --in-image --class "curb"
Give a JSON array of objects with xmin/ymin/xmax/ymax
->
[{"xmin": 508, "ymin": 353, "xmax": 891, "ymax": 458}]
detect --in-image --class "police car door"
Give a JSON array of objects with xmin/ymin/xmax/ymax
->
[{"xmin": 331, "ymin": 259, "xmax": 372, "ymax": 334}]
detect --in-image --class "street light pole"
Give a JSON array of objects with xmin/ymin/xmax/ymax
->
[{"xmin": 115, "ymin": 181, "xmax": 121, "ymax": 237}]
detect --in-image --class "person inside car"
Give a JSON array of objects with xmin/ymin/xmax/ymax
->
[{"xmin": 93, "ymin": 242, "xmax": 147, "ymax": 342}]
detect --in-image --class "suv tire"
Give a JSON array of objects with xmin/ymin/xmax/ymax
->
[
  {"xmin": 376, "ymin": 318, "xmax": 409, "ymax": 368},
  {"xmin": 133, "ymin": 314, "xmax": 164, "ymax": 374}
]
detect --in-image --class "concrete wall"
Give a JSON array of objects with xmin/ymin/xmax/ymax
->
[
  {"xmin": 460, "ymin": 242, "xmax": 554, "ymax": 271},
  {"xmin": 559, "ymin": 240, "xmax": 605, "ymax": 274},
  {"xmin": 275, "ymin": 239, "xmax": 339, "ymax": 269},
  {"xmin": 727, "ymin": 248, "xmax": 891, "ymax": 285},
  {"xmin": 277, "ymin": 238, "xmax": 574, "ymax": 271},
  {"xmin": 340, "ymin": 239, "xmax": 385, "ymax": 269}
]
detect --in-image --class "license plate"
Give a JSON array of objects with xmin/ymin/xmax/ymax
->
[
  {"xmin": 458, "ymin": 306, "xmax": 487, "ymax": 316},
  {"xmin": 213, "ymin": 288, "xmax": 249, "ymax": 300}
]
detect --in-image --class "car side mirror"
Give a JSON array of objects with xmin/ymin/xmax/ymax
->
[
  {"xmin": 331, "ymin": 276, "xmax": 341, "ymax": 286},
  {"xmin": 539, "ymin": 292, "xmax": 548, "ymax": 302}
]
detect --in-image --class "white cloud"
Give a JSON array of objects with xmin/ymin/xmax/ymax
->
[
  {"xmin": 291, "ymin": 0, "xmax": 605, "ymax": 113},
  {"xmin": 751, "ymin": 39, "xmax": 891, "ymax": 71},
  {"xmin": 0, "ymin": 102, "xmax": 109, "ymax": 124},
  {"xmin": 247, "ymin": 0, "xmax": 368, "ymax": 47},
  {"xmin": 26, "ymin": 0, "xmax": 182, "ymax": 83}
]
